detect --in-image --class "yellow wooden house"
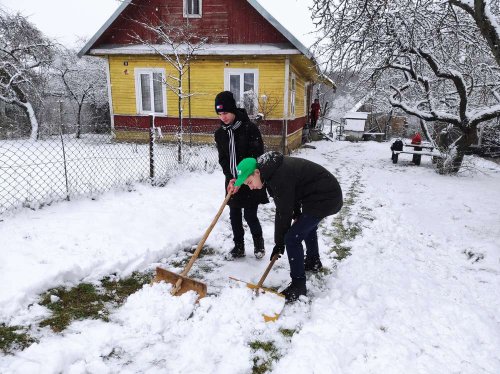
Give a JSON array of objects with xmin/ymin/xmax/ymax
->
[{"xmin": 79, "ymin": 0, "xmax": 334, "ymax": 150}]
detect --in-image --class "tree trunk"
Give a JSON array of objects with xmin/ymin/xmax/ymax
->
[
  {"xmin": 15, "ymin": 101, "xmax": 39, "ymax": 140},
  {"xmin": 76, "ymin": 102, "xmax": 83, "ymax": 139},
  {"xmin": 437, "ymin": 125, "xmax": 477, "ymax": 174}
]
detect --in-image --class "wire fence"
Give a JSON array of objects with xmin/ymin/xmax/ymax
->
[{"xmin": 0, "ymin": 118, "xmax": 221, "ymax": 215}]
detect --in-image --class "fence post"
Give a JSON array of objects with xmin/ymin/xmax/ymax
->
[
  {"xmin": 59, "ymin": 123, "xmax": 70, "ymax": 201},
  {"xmin": 149, "ymin": 115, "xmax": 155, "ymax": 184},
  {"xmin": 282, "ymin": 120, "xmax": 287, "ymax": 154}
]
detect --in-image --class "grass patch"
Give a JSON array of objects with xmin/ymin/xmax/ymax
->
[
  {"xmin": 101, "ymin": 272, "xmax": 153, "ymax": 305},
  {"xmin": 326, "ymin": 172, "xmax": 367, "ymax": 260},
  {"xmin": 249, "ymin": 340, "xmax": 281, "ymax": 374},
  {"xmin": 195, "ymin": 245, "xmax": 216, "ymax": 259},
  {"xmin": 463, "ymin": 250, "xmax": 484, "ymax": 263},
  {"xmin": 279, "ymin": 328, "xmax": 296, "ymax": 338},
  {"xmin": 0, "ymin": 323, "xmax": 36, "ymax": 354},
  {"xmin": 168, "ymin": 245, "xmax": 216, "ymax": 268},
  {"xmin": 39, "ymin": 271, "xmax": 153, "ymax": 332},
  {"xmin": 39, "ymin": 283, "xmax": 107, "ymax": 332}
]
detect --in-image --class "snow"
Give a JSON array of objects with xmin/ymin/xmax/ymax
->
[{"xmin": 1, "ymin": 140, "xmax": 500, "ymax": 373}]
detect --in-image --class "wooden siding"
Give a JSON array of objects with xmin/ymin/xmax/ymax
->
[
  {"xmin": 108, "ymin": 54, "xmax": 287, "ymax": 119},
  {"xmin": 94, "ymin": 0, "xmax": 290, "ymax": 47},
  {"xmin": 113, "ymin": 115, "xmax": 305, "ymax": 152},
  {"xmin": 289, "ymin": 63, "xmax": 307, "ymax": 119}
]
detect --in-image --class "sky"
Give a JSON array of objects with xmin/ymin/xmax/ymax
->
[
  {"xmin": 1, "ymin": 140, "xmax": 499, "ymax": 372},
  {"xmin": 0, "ymin": 0, "xmax": 317, "ymax": 49}
]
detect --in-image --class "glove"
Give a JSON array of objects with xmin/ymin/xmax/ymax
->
[{"xmin": 270, "ymin": 245, "xmax": 285, "ymax": 260}]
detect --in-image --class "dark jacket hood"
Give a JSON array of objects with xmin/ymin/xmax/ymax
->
[
  {"xmin": 257, "ymin": 151, "xmax": 283, "ymax": 182},
  {"xmin": 235, "ymin": 108, "xmax": 250, "ymax": 123}
]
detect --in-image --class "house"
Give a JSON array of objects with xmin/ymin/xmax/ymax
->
[
  {"xmin": 78, "ymin": 0, "xmax": 334, "ymax": 150},
  {"xmin": 342, "ymin": 112, "xmax": 369, "ymax": 140}
]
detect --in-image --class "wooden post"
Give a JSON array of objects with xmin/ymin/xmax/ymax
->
[{"xmin": 149, "ymin": 115, "xmax": 155, "ymax": 184}]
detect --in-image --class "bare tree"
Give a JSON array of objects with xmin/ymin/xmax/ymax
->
[
  {"xmin": 0, "ymin": 9, "xmax": 55, "ymax": 140},
  {"xmin": 312, "ymin": 0, "xmax": 500, "ymax": 173},
  {"xmin": 53, "ymin": 47, "xmax": 107, "ymax": 138},
  {"xmin": 449, "ymin": 0, "xmax": 500, "ymax": 66},
  {"xmin": 130, "ymin": 16, "xmax": 208, "ymax": 162}
]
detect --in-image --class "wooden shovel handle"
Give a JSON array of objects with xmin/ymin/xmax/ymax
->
[
  {"xmin": 180, "ymin": 191, "xmax": 232, "ymax": 277},
  {"xmin": 256, "ymin": 254, "xmax": 280, "ymax": 289}
]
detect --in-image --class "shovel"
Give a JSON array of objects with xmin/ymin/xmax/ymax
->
[
  {"xmin": 155, "ymin": 192, "xmax": 232, "ymax": 298},
  {"xmin": 229, "ymin": 254, "xmax": 286, "ymax": 322}
]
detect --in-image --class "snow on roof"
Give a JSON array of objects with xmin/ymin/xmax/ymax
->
[
  {"xmin": 78, "ymin": 0, "xmax": 131, "ymax": 58},
  {"xmin": 343, "ymin": 112, "xmax": 370, "ymax": 119},
  {"xmin": 88, "ymin": 43, "xmax": 303, "ymax": 56},
  {"xmin": 247, "ymin": 0, "xmax": 312, "ymax": 60}
]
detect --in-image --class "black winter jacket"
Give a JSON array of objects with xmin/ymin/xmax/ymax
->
[
  {"xmin": 258, "ymin": 152, "xmax": 343, "ymax": 247},
  {"xmin": 214, "ymin": 109, "xmax": 269, "ymax": 208}
]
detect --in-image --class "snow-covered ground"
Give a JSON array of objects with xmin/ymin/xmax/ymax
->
[{"xmin": 1, "ymin": 140, "xmax": 499, "ymax": 373}]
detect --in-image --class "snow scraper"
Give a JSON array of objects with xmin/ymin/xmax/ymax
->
[
  {"xmin": 229, "ymin": 254, "xmax": 286, "ymax": 322},
  {"xmin": 155, "ymin": 192, "xmax": 232, "ymax": 299}
]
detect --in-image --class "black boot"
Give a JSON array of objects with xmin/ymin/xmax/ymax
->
[
  {"xmin": 304, "ymin": 257, "xmax": 323, "ymax": 272},
  {"xmin": 282, "ymin": 278, "xmax": 307, "ymax": 303},
  {"xmin": 228, "ymin": 242, "xmax": 245, "ymax": 259},
  {"xmin": 253, "ymin": 236, "xmax": 265, "ymax": 259}
]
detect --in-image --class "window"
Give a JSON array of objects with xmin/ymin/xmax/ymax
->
[
  {"xmin": 134, "ymin": 69, "xmax": 166, "ymax": 115},
  {"xmin": 184, "ymin": 0, "xmax": 202, "ymax": 18},
  {"xmin": 290, "ymin": 73, "xmax": 296, "ymax": 117},
  {"xmin": 304, "ymin": 82, "xmax": 311, "ymax": 116},
  {"xmin": 224, "ymin": 68, "xmax": 259, "ymax": 116}
]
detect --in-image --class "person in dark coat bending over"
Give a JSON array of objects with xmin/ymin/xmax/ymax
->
[
  {"xmin": 230, "ymin": 152, "xmax": 343, "ymax": 302},
  {"xmin": 214, "ymin": 91, "xmax": 269, "ymax": 259}
]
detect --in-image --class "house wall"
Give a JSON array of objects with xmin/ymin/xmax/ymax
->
[
  {"xmin": 108, "ymin": 54, "xmax": 287, "ymax": 119},
  {"xmin": 108, "ymin": 54, "xmax": 311, "ymax": 150},
  {"xmin": 94, "ymin": 0, "xmax": 290, "ymax": 46}
]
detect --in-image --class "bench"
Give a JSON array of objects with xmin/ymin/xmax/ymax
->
[
  {"xmin": 404, "ymin": 143, "xmax": 435, "ymax": 151},
  {"xmin": 391, "ymin": 143, "xmax": 443, "ymax": 165}
]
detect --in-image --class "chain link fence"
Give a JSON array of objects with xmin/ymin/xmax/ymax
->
[{"xmin": 0, "ymin": 118, "xmax": 220, "ymax": 215}]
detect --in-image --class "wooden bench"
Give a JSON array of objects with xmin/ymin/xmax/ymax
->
[{"xmin": 391, "ymin": 143, "xmax": 443, "ymax": 165}]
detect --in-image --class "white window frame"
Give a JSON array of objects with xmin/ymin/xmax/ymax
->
[
  {"xmin": 304, "ymin": 81, "xmax": 311, "ymax": 117},
  {"xmin": 290, "ymin": 73, "xmax": 296, "ymax": 118},
  {"xmin": 224, "ymin": 68, "xmax": 259, "ymax": 115},
  {"xmin": 134, "ymin": 68, "xmax": 167, "ymax": 115},
  {"xmin": 183, "ymin": 0, "xmax": 202, "ymax": 18}
]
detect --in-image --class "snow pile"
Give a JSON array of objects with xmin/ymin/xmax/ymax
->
[{"xmin": 1, "ymin": 140, "xmax": 499, "ymax": 373}]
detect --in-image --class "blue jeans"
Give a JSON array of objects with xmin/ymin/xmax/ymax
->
[
  {"xmin": 230, "ymin": 205, "xmax": 262, "ymax": 244},
  {"xmin": 284, "ymin": 213, "xmax": 322, "ymax": 279}
]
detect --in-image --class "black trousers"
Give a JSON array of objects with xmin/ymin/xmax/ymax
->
[
  {"xmin": 230, "ymin": 204, "xmax": 262, "ymax": 244},
  {"xmin": 311, "ymin": 116, "xmax": 318, "ymax": 128},
  {"xmin": 284, "ymin": 213, "xmax": 322, "ymax": 279}
]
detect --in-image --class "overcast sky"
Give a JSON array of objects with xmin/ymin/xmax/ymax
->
[{"xmin": 0, "ymin": 0, "xmax": 317, "ymax": 49}]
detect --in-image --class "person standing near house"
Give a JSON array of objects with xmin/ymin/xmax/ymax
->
[
  {"xmin": 411, "ymin": 131, "xmax": 422, "ymax": 164},
  {"xmin": 310, "ymin": 98, "xmax": 321, "ymax": 128},
  {"xmin": 214, "ymin": 91, "xmax": 269, "ymax": 259},
  {"xmin": 229, "ymin": 152, "xmax": 343, "ymax": 302}
]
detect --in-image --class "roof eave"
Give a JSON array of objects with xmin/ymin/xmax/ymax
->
[
  {"xmin": 77, "ymin": 0, "xmax": 132, "ymax": 58},
  {"xmin": 246, "ymin": 0, "xmax": 313, "ymax": 60},
  {"xmin": 88, "ymin": 44, "xmax": 303, "ymax": 56}
]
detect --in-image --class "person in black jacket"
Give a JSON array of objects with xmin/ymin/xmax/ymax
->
[
  {"xmin": 214, "ymin": 91, "xmax": 269, "ymax": 259},
  {"xmin": 231, "ymin": 152, "xmax": 343, "ymax": 302}
]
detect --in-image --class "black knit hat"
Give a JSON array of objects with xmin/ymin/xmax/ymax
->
[{"xmin": 215, "ymin": 91, "xmax": 237, "ymax": 114}]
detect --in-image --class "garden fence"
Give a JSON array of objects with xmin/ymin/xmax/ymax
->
[{"xmin": 0, "ymin": 117, "xmax": 222, "ymax": 215}]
